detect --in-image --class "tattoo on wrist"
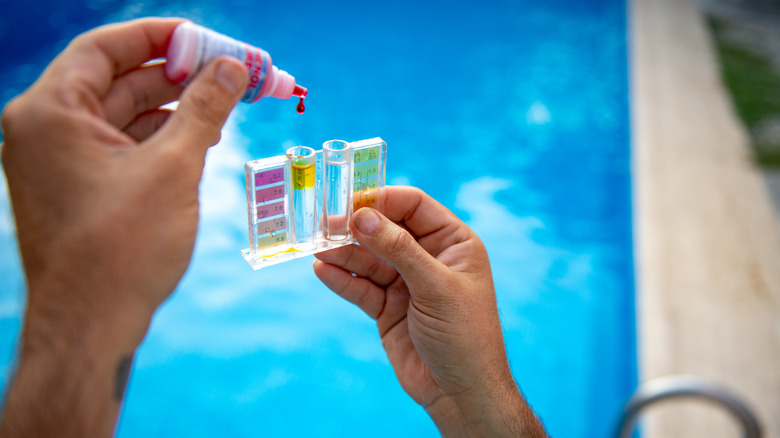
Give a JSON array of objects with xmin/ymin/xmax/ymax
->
[{"xmin": 114, "ymin": 355, "xmax": 133, "ymax": 402}]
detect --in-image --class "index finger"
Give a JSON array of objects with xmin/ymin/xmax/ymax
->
[
  {"xmin": 378, "ymin": 186, "xmax": 474, "ymax": 256},
  {"xmin": 50, "ymin": 18, "xmax": 185, "ymax": 98}
]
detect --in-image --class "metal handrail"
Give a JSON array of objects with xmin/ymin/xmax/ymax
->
[{"xmin": 615, "ymin": 375, "xmax": 762, "ymax": 438}]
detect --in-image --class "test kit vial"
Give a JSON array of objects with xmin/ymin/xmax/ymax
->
[
  {"xmin": 242, "ymin": 138, "xmax": 387, "ymax": 270},
  {"xmin": 287, "ymin": 146, "xmax": 316, "ymax": 250},
  {"xmin": 322, "ymin": 140, "xmax": 353, "ymax": 241}
]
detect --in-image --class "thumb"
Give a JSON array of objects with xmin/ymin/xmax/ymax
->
[
  {"xmin": 154, "ymin": 56, "xmax": 247, "ymax": 153},
  {"xmin": 351, "ymin": 207, "xmax": 445, "ymax": 289}
]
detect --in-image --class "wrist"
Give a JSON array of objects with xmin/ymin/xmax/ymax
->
[
  {"xmin": 5, "ymin": 313, "xmax": 141, "ymax": 438},
  {"xmin": 23, "ymin": 268, "xmax": 154, "ymax": 358},
  {"xmin": 425, "ymin": 377, "xmax": 546, "ymax": 438},
  {"xmin": 3, "ymin": 274, "xmax": 149, "ymax": 437}
]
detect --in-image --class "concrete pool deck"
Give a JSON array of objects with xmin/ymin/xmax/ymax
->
[{"xmin": 631, "ymin": 0, "xmax": 780, "ymax": 436}]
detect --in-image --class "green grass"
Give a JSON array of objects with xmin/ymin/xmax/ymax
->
[{"xmin": 708, "ymin": 17, "xmax": 780, "ymax": 167}]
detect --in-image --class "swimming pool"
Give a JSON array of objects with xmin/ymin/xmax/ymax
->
[{"xmin": 0, "ymin": 0, "xmax": 635, "ymax": 436}]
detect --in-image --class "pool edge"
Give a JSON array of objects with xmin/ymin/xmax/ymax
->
[{"xmin": 630, "ymin": 0, "xmax": 780, "ymax": 436}]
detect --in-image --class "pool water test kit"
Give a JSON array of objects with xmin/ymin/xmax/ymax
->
[
  {"xmin": 163, "ymin": 24, "xmax": 387, "ymax": 269},
  {"xmin": 242, "ymin": 138, "xmax": 387, "ymax": 270}
]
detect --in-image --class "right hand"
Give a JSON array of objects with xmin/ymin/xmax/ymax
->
[{"xmin": 313, "ymin": 186, "xmax": 546, "ymax": 437}]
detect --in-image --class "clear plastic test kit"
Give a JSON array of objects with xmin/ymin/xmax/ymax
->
[
  {"xmin": 242, "ymin": 138, "xmax": 387, "ymax": 270},
  {"xmin": 162, "ymin": 23, "xmax": 387, "ymax": 269}
]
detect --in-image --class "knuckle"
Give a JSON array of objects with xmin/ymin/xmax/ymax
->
[
  {"xmin": 188, "ymin": 91, "xmax": 220, "ymax": 123},
  {"xmin": 1, "ymin": 95, "xmax": 34, "ymax": 164},
  {"xmin": 149, "ymin": 110, "xmax": 172, "ymax": 134},
  {"xmin": 352, "ymin": 279, "xmax": 370, "ymax": 305},
  {"xmin": 352, "ymin": 277, "xmax": 383, "ymax": 319},
  {"xmin": 341, "ymin": 244, "xmax": 360, "ymax": 268},
  {"xmin": 128, "ymin": 80, "xmax": 152, "ymax": 118},
  {"xmin": 164, "ymin": 139, "xmax": 204, "ymax": 169},
  {"xmin": 364, "ymin": 255, "xmax": 382, "ymax": 278},
  {"xmin": 1, "ymin": 96, "xmax": 24, "ymax": 134},
  {"xmin": 184, "ymin": 91, "xmax": 225, "ymax": 143},
  {"xmin": 385, "ymin": 227, "xmax": 414, "ymax": 258}
]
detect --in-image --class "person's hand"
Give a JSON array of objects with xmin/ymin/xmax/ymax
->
[
  {"xmin": 0, "ymin": 18, "xmax": 247, "ymax": 437},
  {"xmin": 313, "ymin": 186, "xmax": 546, "ymax": 437}
]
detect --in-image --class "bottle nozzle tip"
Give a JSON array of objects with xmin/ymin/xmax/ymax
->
[{"xmin": 293, "ymin": 84, "xmax": 308, "ymax": 98}]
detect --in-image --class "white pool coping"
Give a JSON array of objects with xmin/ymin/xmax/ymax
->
[{"xmin": 630, "ymin": 0, "xmax": 780, "ymax": 435}]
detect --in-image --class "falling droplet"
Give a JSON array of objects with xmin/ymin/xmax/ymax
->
[{"xmin": 296, "ymin": 97, "xmax": 305, "ymax": 114}]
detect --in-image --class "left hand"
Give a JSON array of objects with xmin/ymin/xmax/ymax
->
[
  {"xmin": 2, "ymin": 18, "xmax": 247, "ymax": 338},
  {"xmin": 1, "ymin": 18, "xmax": 247, "ymax": 437}
]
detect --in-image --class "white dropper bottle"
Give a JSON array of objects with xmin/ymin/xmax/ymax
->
[{"xmin": 165, "ymin": 22, "xmax": 308, "ymax": 104}]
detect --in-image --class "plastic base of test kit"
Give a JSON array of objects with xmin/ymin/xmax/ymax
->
[{"xmin": 242, "ymin": 137, "xmax": 387, "ymax": 270}]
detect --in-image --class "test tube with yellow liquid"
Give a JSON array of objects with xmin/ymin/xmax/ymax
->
[{"xmin": 287, "ymin": 146, "xmax": 316, "ymax": 250}]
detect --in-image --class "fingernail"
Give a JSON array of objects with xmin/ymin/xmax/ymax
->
[
  {"xmin": 215, "ymin": 60, "xmax": 246, "ymax": 95},
  {"xmin": 354, "ymin": 209, "xmax": 380, "ymax": 235}
]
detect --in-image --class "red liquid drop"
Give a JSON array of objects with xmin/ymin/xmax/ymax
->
[{"xmin": 296, "ymin": 97, "xmax": 305, "ymax": 114}]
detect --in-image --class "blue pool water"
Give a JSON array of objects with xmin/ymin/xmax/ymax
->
[{"xmin": 0, "ymin": 0, "xmax": 635, "ymax": 436}]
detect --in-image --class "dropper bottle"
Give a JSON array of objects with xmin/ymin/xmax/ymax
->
[{"xmin": 165, "ymin": 22, "xmax": 308, "ymax": 105}]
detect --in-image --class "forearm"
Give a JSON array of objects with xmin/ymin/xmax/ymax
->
[{"xmin": 0, "ymin": 279, "xmax": 151, "ymax": 437}]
